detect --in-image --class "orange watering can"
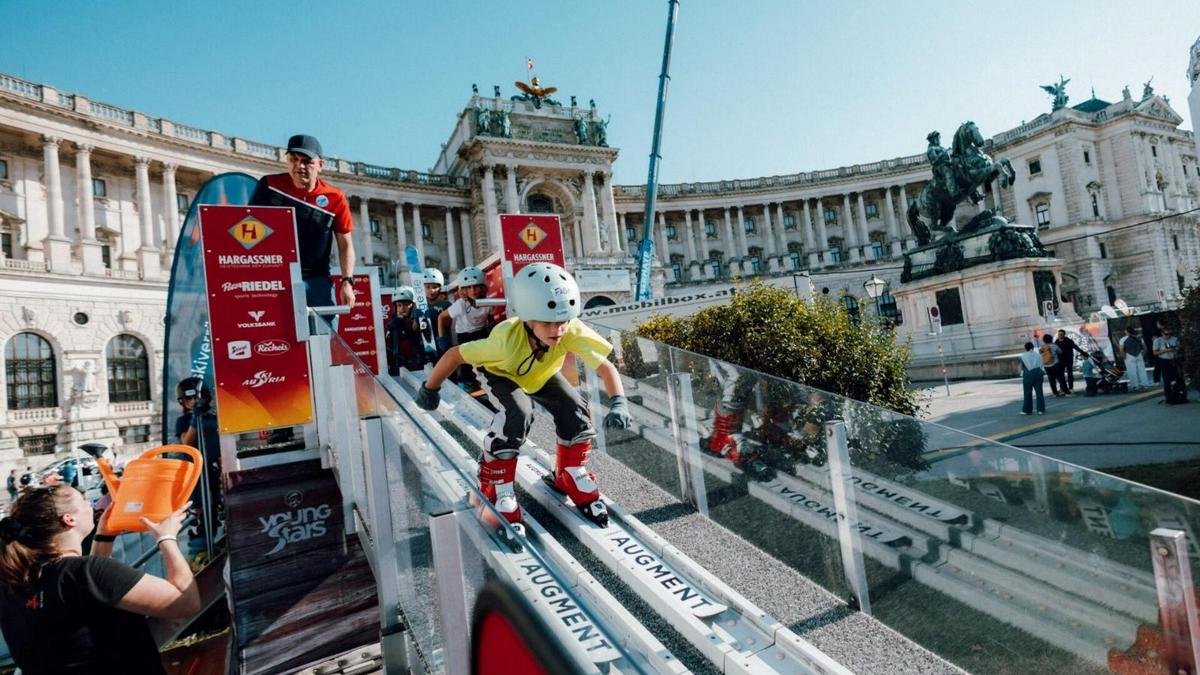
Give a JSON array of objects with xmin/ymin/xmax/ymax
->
[{"xmin": 97, "ymin": 445, "xmax": 202, "ymax": 533}]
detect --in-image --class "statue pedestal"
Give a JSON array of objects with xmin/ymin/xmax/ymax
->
[{"xmin": 894, "ymin": 256, "xmax": 1080, "ymax": 381}]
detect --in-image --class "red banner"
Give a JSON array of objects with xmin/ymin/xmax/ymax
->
[
  {"xmin": 200, "ymin": 206, "xmax": 313, "ymax": 433},
  {"xmin": 332, "ymin": 272, "xmax": 384, "ymax": 375},
  {"xmin": 500, "ymin": 214, "xmax": 565, "ymax": 274}
]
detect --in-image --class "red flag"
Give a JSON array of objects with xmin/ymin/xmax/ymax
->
[{"xmin": 526, "ymin": 57, "xmax": 534, "ymax": 71}]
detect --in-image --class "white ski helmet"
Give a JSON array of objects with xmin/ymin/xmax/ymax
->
[
  {"xmin": 393, "ymin": 286, "xmax": 415, "ymax": 302},
  {"xmin": 456, "ymin": 266, "xmax": 486, "ymax": 288},
  {"xmin": 422, "ymin": 268, "xmax": 444, "ymax": 288},
  {"xmin": 511, "ymin": 263, "xmax": 581, "ymax": 322}
]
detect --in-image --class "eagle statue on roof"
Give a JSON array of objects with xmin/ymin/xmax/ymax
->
[{"xmin": 512, "ymin": 76, "xmax": 562, "ymax": 109}]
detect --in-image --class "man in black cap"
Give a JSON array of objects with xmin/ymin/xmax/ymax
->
[{"xmin": 250, "ymin": 134, "xmax": 356, "ymax": 309}]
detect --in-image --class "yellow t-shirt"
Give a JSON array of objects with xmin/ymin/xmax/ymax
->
[{"xmin": 459, "ymin": 317, "xmax": 612, "ymax": 393}]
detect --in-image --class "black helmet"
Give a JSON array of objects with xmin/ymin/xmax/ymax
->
[{"xmin": 175, "ymin": 376, "xmax": 210, "ymax": 401}]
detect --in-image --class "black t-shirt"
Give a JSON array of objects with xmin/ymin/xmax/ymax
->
[{"xmin": 0, "ymin": 556, "xmax": 164, "ymax": 674}]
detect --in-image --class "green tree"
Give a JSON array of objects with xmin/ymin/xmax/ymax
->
[
  {"xmin": 635, "ymin": 283, "xmax": 929, "ymax": 472},
  {"xmin": 635, "ymin": 281, "xmax": 922, "ymax": 417}
]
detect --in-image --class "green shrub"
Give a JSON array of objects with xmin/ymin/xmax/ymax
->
[{"xmin": 635, "ymin": 281, "xmax": 923, "ymax": 417}]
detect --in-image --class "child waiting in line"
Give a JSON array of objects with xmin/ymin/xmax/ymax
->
[
  {"xmin": 386, "ymin": 287, "xmax": 424, "ymax": 374},
  {"xmin": 415, "ymin": 263, "xmax": 632, "ymax": 528},
  {"xmin": 438, "ymin": 266, "xmax": 494, "ymax": 389}
]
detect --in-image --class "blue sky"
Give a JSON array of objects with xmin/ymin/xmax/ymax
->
[{"xmin": 1, "ymin": 1, "xmax": 1195, "ymax": 184}]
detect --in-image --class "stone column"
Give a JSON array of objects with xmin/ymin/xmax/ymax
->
[
  {"xmin": 856, "ymin": 192, "xmax": 873, "ymax": 260},
  {"xmin": 571, "ymin": 218, "xmax": 584, "ymax": 258},
  {"xmin": 814, "ymin": 198, "xmax": 830, "ymax": 267},
  {"xmin": 1168, "ymin": 140, "xmax": 1190, "ymax": 205},
  {"xmin": 841, "ymin": 194, "xmax": 859, "ymax": 262},
  {"xmin": 161, "ymin": 163, "xmax": 179, "ymax": 253},
  {"xmin": 801, "ymin": 199, "xmax": 818, "ymax": 268},
  {"xmin": 899, "ymin": 184, "xmax": 913, "ymax": 243},
  {"xmin": 134, "ymin": 156, "xmax": 160, "ymax": 279},
  {"xmin": 735, "ymin": 205, "xmax": 749, "ymax": 258},
  {"xmin": 42, "ymin": 136, "xmax": 71, "ymax": 270},
  {"xmin": 357, "ymin": 198, "xmax": 373, "ymax": 264},
  {"xmin": 411, "ymin": 203, "xmax": 426, "ymax": 265},
  {"xmin": 760, "ymin": 203, "xmax": 775, "ymax": 257},
  {"xmin": 600, "ymin": 172, "xmax": 621, "ymax": 255},
  {"xmin": 775, "ymin": 203, "xmax": 788, "ymax": 255},
  {"xmin": 504, "ymin": 164, "xmax": 520, "ymax": 213},
  {"xmin": 884, "ymin": 187, "xmax": 901, "ymax": 257},
  {"xmin": 800, "ymin": 198, "xmax": 815, "ymax": 250},
  {"xmin": 722, "ymin": 206, "xmax": 737, "ymax": 260},
  {"xmin": 683, "ymin": 210, "xmax": 698, "ymax": 266},
  {"xmin": 581, "ymin": 169, "xmax": 601, "ymax": 256},
  {"xmin": 481, "ymin": 165, "xmax": 500, "ymax": 250},
  {"xmin": 459, "ymin": 209, "xmax": 474, "ymax": 267},
  {"xmin": 656, "ymin": 212, "xmax": 670, "ymax": 264},
  {"xmin": 394, "ymin": 202, "xmax": 409, "ymax": 261},
  {"xmin": 444, "ymin": 206, "xmax": 458, "ymax": 271},
  {"xmin": 75, "ymin": 143, "xmax": 103, "ymax": 274},
  {"xmin": 619, "ymin": 212, "xmax": 627, "ymax": 248}
]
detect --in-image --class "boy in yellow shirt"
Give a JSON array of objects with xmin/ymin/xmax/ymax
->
[{"xmin": 415, "ymin": 263, "xmax": 631, "ymax": 527}]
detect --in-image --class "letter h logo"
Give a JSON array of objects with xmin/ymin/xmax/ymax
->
[{"xmin": 229, "ymin": 216, "xmax": 274, "ymax": 250}]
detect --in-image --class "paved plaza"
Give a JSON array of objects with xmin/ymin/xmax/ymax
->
[{"xmin": 922, "ymin": 377, "xmax": 1200, "ymax": 470}]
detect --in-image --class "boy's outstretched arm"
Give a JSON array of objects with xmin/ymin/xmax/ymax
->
[
  {"xmin": 595, "ymin": 360, "xmax": 632, "ymax": 429},
  {"xmin": 415, "ymin": 347, "xmax": 464, "ymax": 410}
]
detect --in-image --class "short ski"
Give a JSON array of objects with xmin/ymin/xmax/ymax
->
[{"xmin": 404, "ymin": 245, "xmax": 437, "ymax": 356}]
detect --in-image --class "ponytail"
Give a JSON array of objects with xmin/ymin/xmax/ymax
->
[{"xmin": 0, "ymin": 487, "xmax": 71, "ymax": 590}]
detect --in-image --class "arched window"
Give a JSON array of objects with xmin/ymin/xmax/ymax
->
[
  {"xmin": 842, "ymin": 295, "xmax": 860, "ymax": 321},
  {"xmin": 106, "ymin": 334, "xmax": 150, "ymax": 403},
  {"xmin": 527, "ymin": 194, "xmax": 554, "ymax": 214},
  {"xmin": 5, "ymin": 332, "xmax": 57, "ymax": 410},
  {"xmin": 878, "ymin": 290, "xmax": 900, "ymax": 321},
  {"xmin": 747, "ymin": 246, "xmax": 763, "ymax": 274}
]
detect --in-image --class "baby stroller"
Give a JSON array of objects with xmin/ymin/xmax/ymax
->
[{"xmin": 1087, "ymin": 351, "xmax": 1127, "ymax": 394}]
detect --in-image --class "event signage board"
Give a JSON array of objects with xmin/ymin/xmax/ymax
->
[
  {"xmin": 499, "ymin": 214, "xmax": 566, "ymax": 274},
  {"xmin": 200, "ymin": 205, "xmax": 313, "ymax": 433},
  {"xmin": 332, "ymin": 270, "xmax": 386, "ymax": 375}
]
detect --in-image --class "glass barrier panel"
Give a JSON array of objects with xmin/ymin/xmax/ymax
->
[
  {"xmin": 840, "ymin": 393, "xmax": 1197, "ymax": 674},
  {"xmin": 605, "ymin": 329, "xmax": 851, "ymax": 598},
  {"xmin": 591, "ymin": 324, "xmax": 1200, "ymax": 675}
]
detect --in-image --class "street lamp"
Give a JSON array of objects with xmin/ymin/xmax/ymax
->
[
  {"xmin": 863, "ymin": 274, "xmax": 887, "ymax": 301},
  {"xmin": 863, "ymin": 275, "xmax": 887, "ymax": 319}
]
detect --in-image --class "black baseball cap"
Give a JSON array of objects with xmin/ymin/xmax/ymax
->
[{"xmin": 286, "ymin": 134, "xmax": 323, "ymax": 159}]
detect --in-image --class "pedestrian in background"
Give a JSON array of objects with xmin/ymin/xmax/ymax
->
[
  {"xmin": 1121, "ymin": 325, "xmax": 1150, "ymax": 391},
  {"xmin": 5, "ymin": 471, "xmax": 16, "ymax": 504},
  {"xmin": 1154, "ymin": 323, "xmax": 1188, "ymax": 404},
  {"xmin": 1055, "ymin": 329, "xmax": 1085, "ymax": 392},
  {"xmin": 1040, "ymin": 334, "xmax": 1069, "ymax": 397},
  {"xmin": 1019, "ymin": 341, "xmax": 1046, "ymax": 415}
]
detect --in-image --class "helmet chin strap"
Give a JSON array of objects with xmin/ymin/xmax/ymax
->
[{"xmin": 517, "ymin": 323, "xmax": 551, "ymax": 376}]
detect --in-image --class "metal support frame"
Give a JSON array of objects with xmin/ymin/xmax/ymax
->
[
  {"xmin": 1150, "ymin": 528, "xmax": 1200, "ymax": 673},
  {"xmin": 429, "ymin": 510, "xmax": 471, "ymax": 675},
  {"xmin": 361, "ymin": 416, "xmax": 412, "ymax": 674},
  {"xmin": 307, "ymin": 332, "xmax": 336, "ymax": 469},
  {"xmin": 666, "ymin": 371, "xmax": 708, "ymax": 517},
  {"xmin": 584, "ymin": 367, "xmax": 608, "ymax": 456},
  {"xmin": 329, "ymin": 364, "xmax": 364, "ymax": 535},
  {"xmin": 825, "ymin": 420, "xmax": 872, "ymax": 614}
]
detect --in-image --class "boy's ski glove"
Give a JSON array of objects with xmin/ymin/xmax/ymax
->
[
  {"xmin": 604, "ymin": 395, "xmax": 632, "ymax": 429},
  {"xmin": 415, "ymin": 383, "xmax": 441, "ymax": 411}
]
